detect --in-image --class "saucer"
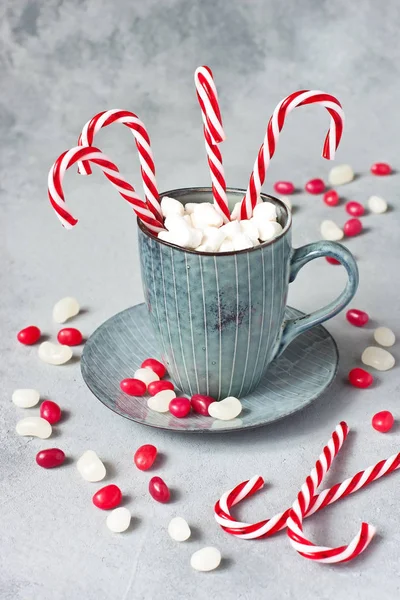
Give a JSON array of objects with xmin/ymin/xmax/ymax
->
[{"xmin": 81, "ymin": 304, "xmax": 338, "ymax": 433}]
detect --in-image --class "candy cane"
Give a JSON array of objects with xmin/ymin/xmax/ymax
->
[
  {"xmin": 77, "ymin": 109, "xmax": 163, "ymax": 222},
  {"xmin": 215, "ymin": 452, "xmax": 400, "ymax": 539},
  {"xmin": 194, "ymin": 66, "xmax": 230, "ymax": 222},
  {"xmin": 48, "ymin": 145, "xmax": 164, "ymax": 233},
  {"xmin": 286, "ymin": 422, "xmax": 375, "ymax": 563},
  {"xmin": 240, "ymin": 90, "xmax": 345, "ymax": 219}
]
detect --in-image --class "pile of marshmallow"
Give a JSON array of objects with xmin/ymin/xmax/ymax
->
[{"xmin": 157, "ymin": 197, "xmax": 284, "ymax": 252}]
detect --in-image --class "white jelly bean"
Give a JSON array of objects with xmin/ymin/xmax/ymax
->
[
  {"xmin": 328, "ymin": 164, "xmax": 354, "ymax": 186},
  {"xmin": 53, "ymin": 297, "xmax": 80, "ymax": 323},
  {"xmin": 12, "ymin": 389, "xmax": 40, "ymax": 408},
  {"xmin": 191, "ymin": 203, "xmax": 224, "ymax": 229},
  {"xmin": 134, "ymin": 368, "xmax": 160, "ymax": 385},
  {"xmin": 168, "ymin": 517, "xmax": 191, "ymax": 541},
  {"xmin": 320, "ymin": 220, "xmax": 344, "ymax": 241},
  {"xmin": 77, "ymin": 450, "xmax": 106, "ymax": 482},
  {"xmin": 106, "ymin": 507, "xmax": 131, "ymax": 533},
  {"xmin": 16, "ymin": 417, "xmax": 52, "ymax": 439},
  {"xmin": 196, "ymin": 227, "xmax": 226, "ymax": 252},
  {"xmin": 219, "ymin": 240, "xmax": 235, "ymax": 252},
  {"xmin": 220, "ymin": 220, "xmax": 242, "ymax": 240},
  {"xmin": 368, "ymin": 195, "xmax": 388, "ymax": 214},
  {"xmin": 231, "ymin": 233, "xmax": 254, "ymax": 251},
  {"xmin": 361, "ymin": 346, "xmax": 395, "ymax": 371},
  {"xmin": 161, "ymin": 196, "xmax": 185, "ymax": 217},
  {"xmin": 148, "ymin": 390, "xmax": 176, "ymax": 413},
  {"xmin": 38, "ymin": 341, "xmax": 73, "ymax": 365},
  {"xmin": 373, "ymin": 327, "xmax": 396, "ymax": 347},
  {"xmin": 240, "ymin": 219, "xmax": 259, "ymax": 242},
  {"xmin": 208, "ymin": 396, "xmax": 242, "ymax": 420},
  {"xmin": 253, "ymin": 201, "xmax": 277, "ymax": 222},
  {"xmin": 190, "ymin": 547, "xmax": 221, "ymax": 572}
]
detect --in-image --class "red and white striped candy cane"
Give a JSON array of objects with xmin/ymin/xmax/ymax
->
[
  {"xmin": 215, "ymin": 452, "xmax": 400, "ymax": 539},
  {"xmin": 240, "ymin": 90, "xmax": 345, "ymax": 219},
  {"xmin": 48, "ymin": 146, "xmax": 164, "ymax": 233},
  {"xmin": 77, "ymin": 109, "xmax": 163, "ymax": 222},
  {"xmin": 194, "ymin": 66, "xmax": 230, "ymax": 222},
  {"xmin": 286, "ymin": 422, "xmax": 375, "ymax": 563}
]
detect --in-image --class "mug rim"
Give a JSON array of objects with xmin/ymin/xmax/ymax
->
[{"xmin": 137, "ymin": 187, "xmax": 292, "ymax": 256}]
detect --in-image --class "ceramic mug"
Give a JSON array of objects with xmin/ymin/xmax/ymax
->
[{"xmin": 138, "ymin": 188, "xmax": 358, "ymax": 400}]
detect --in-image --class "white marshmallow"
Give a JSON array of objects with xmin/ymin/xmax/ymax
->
[
  {"xmin": 164, "ymin": 215, "xmax": 188, "ymax": 232},
  {"xmin": 184, "ymin": 203, "xmax": 198, "ymax": 214},
  {"xmin": 191, "ymin": 203, "xmax": 224, "ymax": 229},
  {"xmin": 231, "ymin": 233, "xmax": 254, "ymax": 251},
  {"xmin": 256, "ymin": 220, "xmax": 282, "ymax": 242},
  {"xmin": 160, "ymin": 196, "xmax": 185, "ymax": 217},
  {"xmin": 230, "ymin": 202, "xmax": 242, "ymax": 221},
  {"xmin": 158, "ymin": 226, "xmax": 202, "ymax": 249},
  {"xmin": 220, "ymin": 221, "xmax": 242, "ymax": 239},
  {"xmin": 253, "ymin": 202, "xmax": 277, "ymax": 221},
  {"xmin": 183, "ymin": 215, "xmax": 192, "ymax": 225},
  {"xmin": 196, "ymin": 227, "xmax": 226, "ymax": 252},
  {"xmin": 240, "ymin": 219, "xmax": 259, "ymax": 242},
  {"xmin": 219, "ymin": 240, "xmax": 235, "ymax": 252}
]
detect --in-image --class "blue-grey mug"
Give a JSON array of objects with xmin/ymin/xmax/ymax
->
[{"xmin": 138, "ymin": 188, "xmax": 358, "ymax": 400}]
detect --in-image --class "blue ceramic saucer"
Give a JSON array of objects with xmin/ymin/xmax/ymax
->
[{"xmin": 81, "ymin": 304, "xmax": 338, "ymax": 433}]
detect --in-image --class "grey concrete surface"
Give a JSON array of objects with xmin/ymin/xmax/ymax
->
[{"xmin": 2, "ymin": 1, "xmax": 400, "ymax": 598}]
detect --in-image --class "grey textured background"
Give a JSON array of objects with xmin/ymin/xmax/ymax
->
[{"xmin": 2, "ymin": 1, "xmax": 400, "ymax": 599}]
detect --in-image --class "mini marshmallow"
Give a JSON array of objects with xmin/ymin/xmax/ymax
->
[
  {"xmin": 158, "ymin": 226, "xmax": 202, "ymax": 249},
  {"xmin": 240, "ymin": 219, "xmax": 259, "ymax": 242},
  {"xmin": 253, "ymin": 201, "xmax": 277, "ymax": 222},
  {"xmin": 220, "ymin": 221, "xmax": 242, "ymax": 240},
  {"xmin": 231, "ymin": 233, "xmax": 254, "ymax": 251},
  {"xmin": 196, "ymin": 227, "xmax": 226, "ymax": 252},
  {"xmin": 161, "ymin": 196, "xmax": 185, "ymax": 217},
  {"xmin": 257, "ymin": 220, "xmax": 282, "ymax": 242},
  {"xmin": 219, "ymin": 240, "xmax": 235, "ymax": 252},
  {"xmin": 183, "ymin": 215, "xmax": 192, "ymax": 225},
  {"xmin": 164, "ymin": 215, "xmax": 188, "ymax": 232},
  {"xmin": 184, "ymin": 203, "xmax": 198, "ymax": 214},
  {"xmin": 231, "ymin": 202, "xmax": 242, "ymax": 221},
  {"xmin": 191, "ymin": 203, "xmax": 224, "ymax": 229}
]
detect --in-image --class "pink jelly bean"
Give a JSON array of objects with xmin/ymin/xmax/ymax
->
[
  {"xmin": 36, "ymin": 448, "xmax": 65, "ymax": 468},
  {"xmin": 92, "ymin": 484, "xmax": 122, "ymax": 510},
  {"xmin": 57, "ymin": 327, "xmax": 83, "ymax": 346},
  {"xmin": 17, "ymin": 325, "xmax": 41, "ymax": 345},
  {"xmin": 345, "ymin": 201, "xmax": 365, "ymax": 217},
  {"xmin": 40, "ymin": 400, "xmax": 62, "ymax": 424},
  {"xmin": 141, "ymin": 358, "xmax": 167, "ymax": 378},
  {"xmin": 149, "ymin": 476, "xmax": 170, "ymax": 503},
  {"xmin": 169, "ymin": 397, "xmax": 191, "ymax": 418},
  {"xmin": 325, "ymin": 257, "xmax": 341, "ymax": 265},
  {"xmin": 344, "ymin": 218, "xmax": 362, "ymax": 237},
  {"xmin": 372, "ymin": 411, "xmax": 394, "ymax": 433},
  {"xmin": 348, "ymin": 368, "xmax": 373, "ymax": 389},
  {"xmin": 371, "ymin": 162, "xmax": 391, "ymax": 176},
  {"xmin": 305, "ymin": 178, "xmax": 325, "ymax": 194},
  {"xmin": 120, "ymin": 378, "xmax": 147, "ymax": 396},
  {"xmin": 323, "ymin": 190, "xmax": 339, "ymax": 207},
  {"xmin": 134, "ymin": 444, "xmax": 158, "ymax": 471},
  {"xmin": 346, "ymin": 309, "xmax": 369, "ymax": 327},
  {"xmin": 273, "ymin": 181, "xmax": 295, "ymax": 195},
  {"xmin": 191, "ymin": 394, "xmax": 215, "ymax": 416},
  {"xmin": 147, "ymin": 380, "xmax": 175, "ymax": 396}
]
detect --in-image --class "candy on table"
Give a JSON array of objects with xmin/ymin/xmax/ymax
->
[
  {"xmin": 161, "ymin": 196, "xmax": 185, "ymax": 217},
  {"xmin": 17, "ymin": 325, "xmax": 41, "ymax": 345},
  {"xmin": 38, "ymin": 341, "xmax": 73, "ymax": 365},
  {"xmin": 370, "ymin": 162, "xmax": 391, "ymax": 176},
  {"xmin": 372, "ymin": 411, "xmax": 394, "ymax": 433},
  {"xmin": 273, "ymin": 181, "xmax": 295, "ymax": 195},
  {"xmin": 92, "ymin": 484, "xmax": 122, "ymax": 510},
  {"xmin": 16, "ymin": 417, "xmax": 52, "ymax": 439},
  {"xmin": 147, "ymin": 390, "xmax": 176, "ymax": 413},
  {"xmin": 12, "ymin": 388, "xmax": 40, "ymax": 408},
  {"xmin": 328, "ymin": 164, "xmax": 354, "ymax": 185},
  {"xmin": 149, "ymin": 476, "xmax": 170, "ymax": 503},
  {"xmin": 345, "ymin": 201, "xmax": 365, "ymax": 217},
  {"xmin": 77, "ymin": 450, "xmax": 106, "ymax": 482},
  {"xmin": 134, "ymin": 368, "xmax": 159, "ymax": 386},
  {"xmin": 57, "ymin": 327, "xmax": 83, "ymax": 346},
  {"xmin": 348, "ymin": 368, "xmax": 374, "ymax": 388},
  {"xmin": 361, "ymin": 347, "xmax": 395, "ymax": 371},
  {"xmin": 190, "ymin": 202, "xmax": 224, "ymax": 229},
  {"xmin": 368, "ymin": 195, "xmax": 388, "ymax": 214},
  {"xmin": 320, "ymin": 220, "xmax": 344, "ymax": 241},
  {"xmin": 148, "ymin": 380, "xmax": 175, "ymax": 396},
  {"xmin": 106, "ymin": 507, "xmax": 131, "ymax": 533},
  {"xmin": 120, "ymin": 378, "xmax": 147, "ymax": 396},
  {"xmin": 346, "ymin": 308, "xmax": 369, "ymax": 327},
  {"xmin": 208, "ymin": 396, "xmax": 242, "ymax": 421},
  {"xmin": 168, "ymin": 517, "xmax": 191, "ymax": 542},
  {"xmin": 305, "ymin": 178, "xmax": 325, "ymax": 194},
  {"xmin": 325, "ymin": 257, "xmax": 341, "ymax": 265},
  {"xmin": 343, "ymin": 218, "xmax": 362, "ymax": 237},
  {"xmin": 52, "ymin": 297, "xmax": 80, "ymax": 323},
  {"xmin": 323, "ymin": 190, "xmax": 340, "ymax": 206},
  {"xmin": 169, "ymin": 397, "xmax": 191, "ymax": 418},
  {"xmin": 374, "ymin": 326, "xmax": 395, "ymax": 347},
  {"xmin": 190, "ymin": 547, "xmax": 221, "ymax": 572},
  {"xmin": 134, "ymin": 444, "xmax": 158, "ymax": 471},
  {"xmin": 36, "ymin": 448, "xmax": 65, "ymax": 468},
  {"xmin": 191, "ymin": 394, "xmax": 215, "ymax": 416},
  {"xmin": 40, "ymin": 400, "xmax": 62, "ymax": 424}
]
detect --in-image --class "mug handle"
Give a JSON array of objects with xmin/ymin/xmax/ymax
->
[{"xmin": 276, "ymin": 241, "xmax": 359, "ymax": 357}]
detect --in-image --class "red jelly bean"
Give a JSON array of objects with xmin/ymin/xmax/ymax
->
[
  {"xmin": 191, "ymin": 394, "xmax": 215, "ymax": 416},
  {"xmin": 323, "ymin": 190, "xmax": 339, "ymax": 207},
  {"xmin": 141, "ymin": 358, "xmax": 167, "ymax": 378},
  {"xmin": 57, "ymin": 327, "xmax": 83, "ymax": 346},
  {"xmin": 92, "ymin": 484, "xmax": 122, "ymax": 510},
  {"xmin": 36, "ymin": 448, "xmax": 65, "ymax": 468},
  {"xmin": 273, "ymin": 181, "xmax": 295, "ymax": 195},
  {"xmin": 169, "ymin": 397, "xmax": 191, "ymax": 418},
  {"xmin": 371, "ymin": 162, "xmax": 391, "ymax": 176},
  {"xmin": 343, "ymin": 218, "xmax": 362, "ymax": 237},
  {"xmin": 17, "ymin": 325, "xmax": 41, "ymax": 345},
  {"xmin": 348, "ymin": 368, "xmax": 374, "ymax": 389},
  {"xmin": 305, "ymin": 178, "xmax": 325, "ymax": 194},
  {"xmin": 149, "ymin": 476, "xmax": 170, "ymax": 503},
  {"xmin": 120, "ymin": 378, "xmax": 147, "ymax": 396},
  {"xmin": 148, "ymin": 380, "xmax": 175, "ymax": 396},
  {"xmin": 345, "ymin": 201, "xmax": 365, "ymax": 217},
  {"xmin": 346, "ymin": 309, "xmax": 369, "ymax": 327},
  {"xmin": 372, "ymin": 411, "xmax": 394, "ymax": 433},
  {"xmin": 134, "ymin": 444, "xmax": 157, "ymax": 471},
  {"xmin": 326, "ymin": 257, "xmax": 341, "ymax": 265},
  {"xmin": 40, "ymin": 400, "xmax": 62, "ymax": 424}
]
